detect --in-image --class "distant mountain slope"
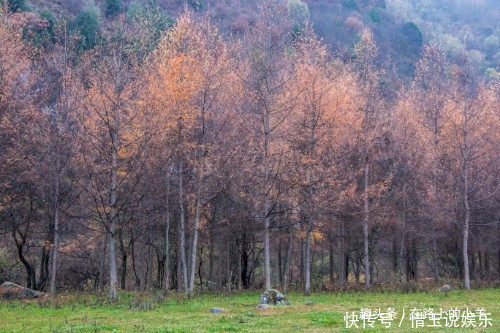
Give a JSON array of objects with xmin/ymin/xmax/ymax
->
[{"xmin": 12, "ymin": 0, "xmax": 500, "ymax": 79}]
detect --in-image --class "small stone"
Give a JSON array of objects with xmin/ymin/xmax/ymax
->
[
  {"xmin": 210, "ymin": 307, "xmax": 226, "ymax": 313},
  {"xmin": 306, "ymin": 301, "xmax": 315, "ymax": 306},
  {"xmin": 440, "ymin": 285, "xmax": 452, "ymax": 292},
  {"xmin": 256, "ymin": 304, "xmax": 268, "ymax": 310}
]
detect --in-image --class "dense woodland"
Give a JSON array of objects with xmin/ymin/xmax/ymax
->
[{"xmin": 0, "ymin": 0, "xmax": 499, "ymax": 299}]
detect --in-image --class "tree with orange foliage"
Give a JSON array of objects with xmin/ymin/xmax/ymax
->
[
  {"xmin": 352, "ymin": 28, "xmax": 384, "ymax": 289},
  {"xmin": 0, "ymin": 9, "xmax": 46, "ymax": 290},
  {"xmin": 79, "ymin": 36, "xmax": 152, "ymax": 299},
  {"xmin": 443, "ymin": 61, "xmax": 499, "ymax": 290},
  {"xmin": 243, "ymin": 0, "xmax": 296, "ymax": 291},
  {"xmin": 410, "ymin": 43, "xmax": 452, "ymax": 284},
  {"xmin": 148, "ymin": 12, "xmax": 238, "ymax": 295}
]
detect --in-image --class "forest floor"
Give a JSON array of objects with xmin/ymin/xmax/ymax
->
[{"xmin": 0, "ymin": 288, "xmax": 498, "ymax": 332}]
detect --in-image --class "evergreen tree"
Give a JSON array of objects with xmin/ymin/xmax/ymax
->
[
  {"xmin": 7, "ymin": 0, "xmax": 30, "ymax": 12},
  {"xmin": 73, "ymin": 1, "xmax": 101, "ymax": 51}
]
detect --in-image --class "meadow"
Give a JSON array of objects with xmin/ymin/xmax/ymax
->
[{"xmin": 0, "ymin": 289, "xmax": 498, "ymax": 332}]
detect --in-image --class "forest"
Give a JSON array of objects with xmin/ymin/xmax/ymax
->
[{"xmin": 0, "ymin": 0, "xmax": 499, "ymax": 302}]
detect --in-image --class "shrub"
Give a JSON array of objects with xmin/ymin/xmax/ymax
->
[
  {"xmin": 28, "ymin": 10, "xmax": 55, "ymax": 48},
  {"xmin": 401, "ymin": 22, "xmax": 422, "ymax": 52},
  {"xmin": 345, "ymin": 16, "xmax": 364, "ymax": 34},
  {"xmin": 343, "ymin": 0, "xmax": 359, "ymax": 11},
  {"xmin": 483, "ymin": 35, "xmax": 499, "ymax": 56},
  {"xmin": 125, "ymin": 0, "xmax": 144, "ymax": 22},
  {"xmin": 468, "ymin": 49, "xmax": 485, "ymax": 69},
  {"xmin": 369, "ymin": 8, "xmax": 381, "ymax": 23},
  {"xmin": 73, "ymin": 1, "xmax": 101, "ymax": 51},
  {"xmin": 105, "ymin": 0, "xmax": 123, "ymax": 18},
  {"xmin": 288, "ymin": 0, "xmax": 309, "ymax": 26},
  {"xmin": 439, "ymin": 34, "xmax": 465, "ymax": 58},
  {"xmin": 485, "ymin": 67, "xmax": 499, "ymax": 80},
  {"xmin": 188, "ymin": 0, "xmax": 202, "ymax": 12},
  {"xmin": 7, "ymin": 0, "xmax": 31, "ymax": 13}
]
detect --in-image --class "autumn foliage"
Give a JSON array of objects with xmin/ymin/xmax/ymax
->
[{"xmin": 0, "ymin": 3, "xmax": 498, "ymax": 298}]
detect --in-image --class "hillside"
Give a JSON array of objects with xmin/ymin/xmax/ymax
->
[{"xmin": 9, "ymin": 0, "xmax": 499, "ymax": 80}]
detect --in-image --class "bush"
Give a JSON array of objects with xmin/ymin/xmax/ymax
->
[
  {"xmin": 483, "ymin": 35, "xmax": 499, "ymax": 56},
  {"xmin": 343, "ymin": 0, "xmax": 359, "ymax": 11},
  {"xmin": 105, "ymin": 0, "xmax": 123, "ymax": 18},
  {"xmin": 7, "ymin": 0, "xmax": 31, "ymax": 12},
  {"xmin": 485, "ymin": 67, "xmax": 499, "ymax": 80},
  {"xmin": 125, "ymin": 0, "xmax": 144, "ymax": 22},
  {"xmin": 369, "ymin": 8, "xmax": 381, "ymax": 23},
  {"xmin": 188, "ymin": 0, "xmax": 202, "ymax": 12},
  {"xmin": 288, "ymin": 0, "xmax": 309, "ymax": 26},
  {"xmin": 401, "ymin": 22, "xmax": 422, "ymax": 52},
  {"xmin": 26, "ymin": 9, "xmax": 55, "ymax": 49},
  {"xmin": 439, "ymin": 34, "xmax": 465, "ymax": 59},
  {"xmin": 73, "ymin": 1, "xmax": 101, "ymax": 51},
  {"xmin": 468, "ymin": 49, "xmax": 485, "ymax": 69}
]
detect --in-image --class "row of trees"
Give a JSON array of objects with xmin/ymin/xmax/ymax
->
[{"xmin": 0, "ymin": 1, "xmax": 498, "ymax": 300}]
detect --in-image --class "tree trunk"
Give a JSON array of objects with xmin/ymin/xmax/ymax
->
[
  {"xmin": 431, "ymin": 128, "xmax": 441, "ymax": 284},
  {"xmin": 399, "ymin": 183, "xmax": 407, "ymax": 284},
  {"xmin": 218, "ymin": 230, "xmax": 223, "ymax": 289},
  {"xmin": 237, "ymin": 237, "xmax": 243, "ymax": 290},
  {"xmin": 282, "ymin": 229, "xmax": 292, "ymax": 293},
  {"xmin": 463, "ymin": 154, "xmax": 471, "ymax": 290},
  {"xmin": 118, "ymin": 230, "xmax": 127, "ymax": 290},
  {"xmin": 226, "ymin": 239, "xmax": 231, "ymax": 291},
  {"xmin": 304, "ymin": 220, "xmax": 312, "ymax": 295},
  {"xmin": 484, "ymin": 252, "xmax": 490, "ymax": 279},
  {"xmin": 163, "ymin": 205, "xmax": 170, "ymax": 293},
  {"xmin": 16, "ymin": 240, "xmax": 35, "ymax": 289},
  {"xmin": 363, "ymin": 160, "xmax": 370, "ymax": 289},
  {"xmin": 49, "ymin": 171, "xmax": 61, "ymax": 296},
  {"xmin": 338, "ymin": 220, "xmax": 347, "ymax": 287},
  {"xmin": 176, "ymin": 221, "xmax": 183, "ymax": 292},
  {"xmin": 188, "ymin": 195, "xmax": 201, "ymax": 297},
  {"xmin": 108, "ymin": 115, "xmax": 119, "ymax": 300},
  {"xmin": 263, "ymin": 108, "xmax": 271, "ymax": 291},
  {"xmin": 278, "ymin": 239, "xmax": 283, "ymax": 290},
  {"xmin": 209, "ymin": 229, "xmax": 214, "ymax": 288},
  {"xmin": 98, "ymin": 235, "xmax": 107, "ymax": 291},
  {"xmin": 329, "ymin": 240, "xmax": 334, "ymax": 285},
  {"xmin": 178, "ymin": 160, "xmax": 189, "ymax": 294}
]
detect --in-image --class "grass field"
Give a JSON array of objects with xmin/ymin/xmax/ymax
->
[{"xmin": 0, "ymin": 289, "xmax": 498, "ymax": 332}]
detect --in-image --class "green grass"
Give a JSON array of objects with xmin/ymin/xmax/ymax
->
[{"xmin": 0, "ymin": 289, "xmax": 498, "ymax": 332}]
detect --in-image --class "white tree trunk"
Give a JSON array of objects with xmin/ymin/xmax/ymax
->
[
  {"xmin": 188, "ymin": 195, "xmax": 201, "ymax": 297},
  {"xmin": 282, "ymin": 229, "xmax": 292, "ymax": 293},
  {"xmin": 463, "ymin": 147, "xmax": 471, "ymax": 290},
  {"xmin": 304, "ymin": 221, "xmax": 312, "ymax": 295},
  {"xmin": 263, "ymin": 109, "xmax": 271, "ymax": 290},
  {"xmin": 108, "ymin": 121, "xmax": 118, "ymax": 300},
  {"xmin": 363, "ymin": 160, "xmax": 370, "ymax": 289},
  {"xmin": 163, "ymin": 185, "xmax": 170, "ymax": 293},
  {"xmin": 399, "ymin": 184, "xmax": 407, "ymax": 284},
  {"xmin": 178, "ymin": 161, "xmax": 189, "ymax": 294}
]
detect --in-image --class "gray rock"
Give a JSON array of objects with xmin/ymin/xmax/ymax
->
[
  {"xmin": 256, "ymin": 304, "xmax": 268, "ymax": 310},
  {"xmin": 0, "ymin": 282, "xmax": 45, "ymax": 300},
  {"xmin": 260, "ymin": 289, "xmax": 290, "ymax": 306},
  {"xmin": 210, "ymin": 307, "xmax": 226, "ymax": 313},
  {"xmin": 306, "ymin": 301, "xmax": 315, "ymax": 306}
]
